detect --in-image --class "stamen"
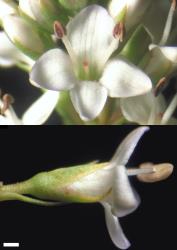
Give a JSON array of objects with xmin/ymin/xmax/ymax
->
[
  {"xmin": 161, "ymin": 93, "xmax": 177, "ymax": 124},
  {"xmin": 137, "ymin": 163, "xmax": 174, "ymax": 183},
  {"xmin": 159, "ymin": 0, "xmax": 176, "ymax": 45},
  {"xmin": 98, "ymin": 36, "xmax": 119, "ymax": 71},
  {"xmin": 127, "ymin": 165, "xmax": 155, "ymax": 176},
  {"xmin": 113, "ymin": 22, "xmax": 125, "ymax": 42},
  {"xmin": 0, "ymin": 94, "xmax": 14, "ymax": 115},
  {"xmin": 154, "ymin": 77, "xmax": 167, "ymax": 96},
  {"xmin": 53, "ymin": 21, "xmax": 77, "ymax": 66},
  {"xmin": 54, "ymin": 21, "xmax": 65, "ymax": 39}
]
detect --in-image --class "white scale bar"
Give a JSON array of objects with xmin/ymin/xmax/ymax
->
[{"xmin": 3, "ymin": 243, "xmax": 19, "ymax": 247}]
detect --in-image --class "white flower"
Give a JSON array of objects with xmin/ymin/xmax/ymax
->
[
  {"xmin": 0, "ymin": 31, "xmax": 34, "ymax": 68},
  {"xmin": 120, "ymin": 91, "xmax": 177, "ymax": 125},
  {"xmin": 30, "ymin": 5, "xmax": 152, "ymax": 121},
  {"xmin": 69, "ymin": 126, "xmax": 150, "ymax": 249},
  {"xmin": 0, "ymin": 91, "xmax": 59, "ymax": 125}
]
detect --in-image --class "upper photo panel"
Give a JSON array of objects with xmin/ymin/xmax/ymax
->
[{"xmin": 0, "ymin": 1, "xmax": 177, "ymax": 124}]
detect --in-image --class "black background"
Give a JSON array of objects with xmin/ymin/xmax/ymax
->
[
  {"xmin": 0, "ymin": 68, "xmax": 61, "ymax": 125},
  {"xmin": 0, "ymin": 126, "xmax": 176, "ymax": 250}
]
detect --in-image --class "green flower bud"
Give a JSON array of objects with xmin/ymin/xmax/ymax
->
[
  {"xmin": 19, "ymin": 0, "xmax": 68, "ymax": 33},
  {"xmin": 0, "ymin": 161, "xmax": 107, "ymax": 205},
  {"xmin": 0, "ymin": 0, "xmax": 18, "ymax": 24},
  {"xmin": 58, "ymin": 0, "xmax": 88, "ymax": 11},
  {"xmin": 109, "ymin": 0, "xmax": 153, "ymax": 31},
  {"xmin": 2, "ymin": 14, "xmax": 55, "ymax": 59}
]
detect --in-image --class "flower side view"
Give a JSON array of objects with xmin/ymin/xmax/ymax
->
[
  {"xmin": 30, "ymin": 5, "xmax": 152, "ymax": 121},
  {"xmin": 0, "ymin": 127, "xmax": 173, "ymax": 248}
]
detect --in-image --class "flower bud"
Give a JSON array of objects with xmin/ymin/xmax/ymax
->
[
  {"xmin": 58, "ymin": 0, "xmax": 87, "ymax": 11},
  {"xmin": 2, "ymin": 14, "xmax": 55, "ymax": 59},
  {"xmin": 19, "ymin": 0, "xmax": 36, "ymax": 21},
  {"xmin": 137, "ymin": 162, "xmax": 174, "ymax": 183},
  {"xmin": 19, "ymin": 0, "xmax": 68, "ymax": 33},
  {"xmin": 0, "ymin": 0, "xmax": 17, "ymax": 23},
  {"xmin": 108, "ymin": 0, "xmax": 153, "ymax": 31}
]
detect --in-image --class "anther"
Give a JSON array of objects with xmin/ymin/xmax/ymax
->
[
  {"xmin": 0, "ymin": 94, "xmax": 14, "ymax": 115},
  {"xmin": 113, "ymin": 22, "xmax": 125, "ymax": 42},
  {"xmin": 54, "ymin": 21, "xmax": 65, "ymax": 39},
  {"xmin": 172, "ymin": 0, "xmax": 176, "ymax": 10},
  {"xmin": 137, "ymin": 162, "xmax": 174, "ymax": 183},
  {"xmin": 53, "ymin": 21, "xmax": 77, "ymax": 67},
  {"xmin": 154, "ymin": 77, "xmax": 167, "ymax": 96}
]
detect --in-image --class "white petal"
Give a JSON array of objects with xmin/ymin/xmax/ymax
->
[
  {"xmin": 150, "ymin": 44, "xmax": 177, "ymax": 64},
  {"xmin": 0, "ymin": 115, "xmax": 13, "ymax": 125},
  {"xmin": 22, "ymin": 90, "xmax": 59, "ymax": 125},
  {"xmin": 101, "ymin": 59, "xmax": 152, "ymax": 97},
  {"xmin": 120, "ymin": 92, "xmax": 166, "ymax": 125},
  {"xmin": 0, "ymin": 0, "xmax": 17, "ymax": 22},
  {"xmin": 0, "ymin": 31, "xmax": 18, "ymax": 66},
  {"xmin": 30, "ymin": 49, "xmax": 77, "ymax": 91},
  {"xmin": 102, "ymin": 202, "xmax": 130, "ymax": 249},
  {"xmin": 110, "ymin": 126, "xmax": 149, "ymax": 166},
  {"xmin": 19, "ymin": 0, "xmax": 36, "ymax": 20},
  {"xmin": 70, "ymin": 81, "xmax": 108, "ymax": 121},
  {"xmin": 0, "ymin": 31, "xmax": 34, "ymax": 67},
  {"xmin": 67, "ymin": 5, "xmax": 118, "ymax": 68},
  {"xmin": 112, "ymin": 165, "xmax": 140, "ymax": 217},
  {"xmin": 69, "ymin": 166, "xmax": 113, "ymax": 198}
]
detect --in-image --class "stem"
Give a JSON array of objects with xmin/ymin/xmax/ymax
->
[
  {"xmin": 0, "ymin": 180, "xmax": 31, "ymax": 194},
  {"xmin": 0, "ymin": 192, "xmax": 62, "ymax": 206},
  {"xmin": 0, "ymin": 181, "xmax": 66, "ymax": 206}
]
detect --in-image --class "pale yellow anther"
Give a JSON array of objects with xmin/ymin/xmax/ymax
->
[
  {"xmin": 137, "ymin": 162, "xmax": 174, "ymax": 183},
  {"xmin": 113, "ymin": 21, "xmax": 125, "ymax": 42}
]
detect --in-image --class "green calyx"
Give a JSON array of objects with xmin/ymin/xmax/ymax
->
[
  {"xmin": 119, "ymin": 25, "xmax": 152, "ymax": 65},
  {"xmin": 58, "ymin": 0, "xmax": 88, "ymax": 11},
  {"xmin": 0, "ymin": 161, "xmax": 107, "ymax": 205}
]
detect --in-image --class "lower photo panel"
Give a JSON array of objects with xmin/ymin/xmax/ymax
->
[{"xmin": 0, "ymin": 126, "xmax": 176, "ymax": 250}]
